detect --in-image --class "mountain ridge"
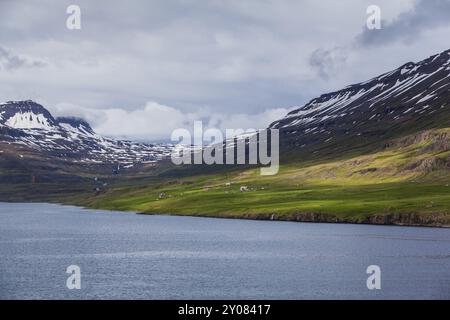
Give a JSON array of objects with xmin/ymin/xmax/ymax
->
[
  {"xmin": 266, "ymin": 48, "xmax": 450, "ymax": 163},
  {"xmin": 0, "ymin": 100, "xmax": 173, "ymax": 166}
]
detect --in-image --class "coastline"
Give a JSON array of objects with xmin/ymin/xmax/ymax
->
[
  {"xmin": 1, "ymin": 199, "xmax": 448, "ymax": 228},
  {"xmin": 136, "ymin": 210, "xmax": 450, "ymax": 228}
]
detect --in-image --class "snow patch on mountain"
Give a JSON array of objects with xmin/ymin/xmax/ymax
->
[
  {"xmin": 271, "ymin": 49, "xmax": 450, "ymax": 131},
  {"xmin": 5, "ymin": 111, "xmax": 55, "ymax": 129}
]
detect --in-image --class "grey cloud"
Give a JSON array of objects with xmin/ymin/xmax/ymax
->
[
  {"xmin": 356, "ymin": 0, "xmax": 450, "ymax": 47},
  {"xmin": 309, "ymin": 47, "xmax": 348, "ymax": 80},
  {"xmin": 49, "ymin": 101, "xmax": 290, "ymax": 141},
  {"xmin": 0, "ymin": 46, "xmax": 46, "ymax": 71}
]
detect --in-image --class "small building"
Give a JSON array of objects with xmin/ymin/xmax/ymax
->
[{"xmin": 158, "ymin": 192, "xmax": 167, "ymax": 199}]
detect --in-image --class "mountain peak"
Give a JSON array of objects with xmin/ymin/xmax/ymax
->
[
  {"xmin": 1, "ymin": 100, "xmax": 47, "ymax": 110},
  {"xmin": 0, "ymin": 101, "xmax": 96, "ymax": 134},
  {"xmin": 0, "ymin": 100, "xmax": 57, "ymax": 129}
]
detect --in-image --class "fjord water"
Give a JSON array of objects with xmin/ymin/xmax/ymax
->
[{"xmin": 0, "ymin": 203, "xmax": 449, "ymax": 300}]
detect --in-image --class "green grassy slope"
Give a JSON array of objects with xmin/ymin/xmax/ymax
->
[{"xmin": 79, "ymin": 128, "xmax": 450, "ymax": 226}]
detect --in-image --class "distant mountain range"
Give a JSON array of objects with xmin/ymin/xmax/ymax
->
[{"xmin": 0, "ymin": 100, "xmax": 173, "ymax": 166}]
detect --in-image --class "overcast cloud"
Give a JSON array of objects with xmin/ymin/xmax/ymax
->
[
  {"xmin": 0, "ymin": 0, "xmax": 449, "ymax": 141},
  {"xmin": 0, "ymin": 46, "xmax": 47, "ymax": 71},
  {"xmin": 356, "ymin": 0, "xmax": 450, "ymax": 46}
]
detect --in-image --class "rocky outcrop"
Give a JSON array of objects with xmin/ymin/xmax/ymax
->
[
  {"xmin": 163, "ymin": 211, "xmax": 450, "ymax": 227},
  {"xmin": 404, "ymin": 156, "xmax": 450, "ymax": 173},
  {"xmin": 249, "ymin": 211, "xmax": 450, "ymax": 227}
]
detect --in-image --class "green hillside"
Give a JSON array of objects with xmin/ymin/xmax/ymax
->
[{"xmin": 79, "ymin": 128, "xmax": 450, "ymax": 226}]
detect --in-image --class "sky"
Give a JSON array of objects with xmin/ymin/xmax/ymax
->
[{"xmin": 0, "ymin": 0, "xmax": 449, "ymax": 141}]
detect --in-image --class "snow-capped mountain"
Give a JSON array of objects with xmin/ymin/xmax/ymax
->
[
  {"xmin": 0, "ymin": 100, "xmax": 173, "ymax": 165},
  {"xmin": 271, "ymin": 49, "xmax": 450, "ymax": 151}
]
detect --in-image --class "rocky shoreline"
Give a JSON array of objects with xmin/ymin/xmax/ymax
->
[{"xmin": 138, "ymin": 211, "xmax": 450, "ymax": 228}]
